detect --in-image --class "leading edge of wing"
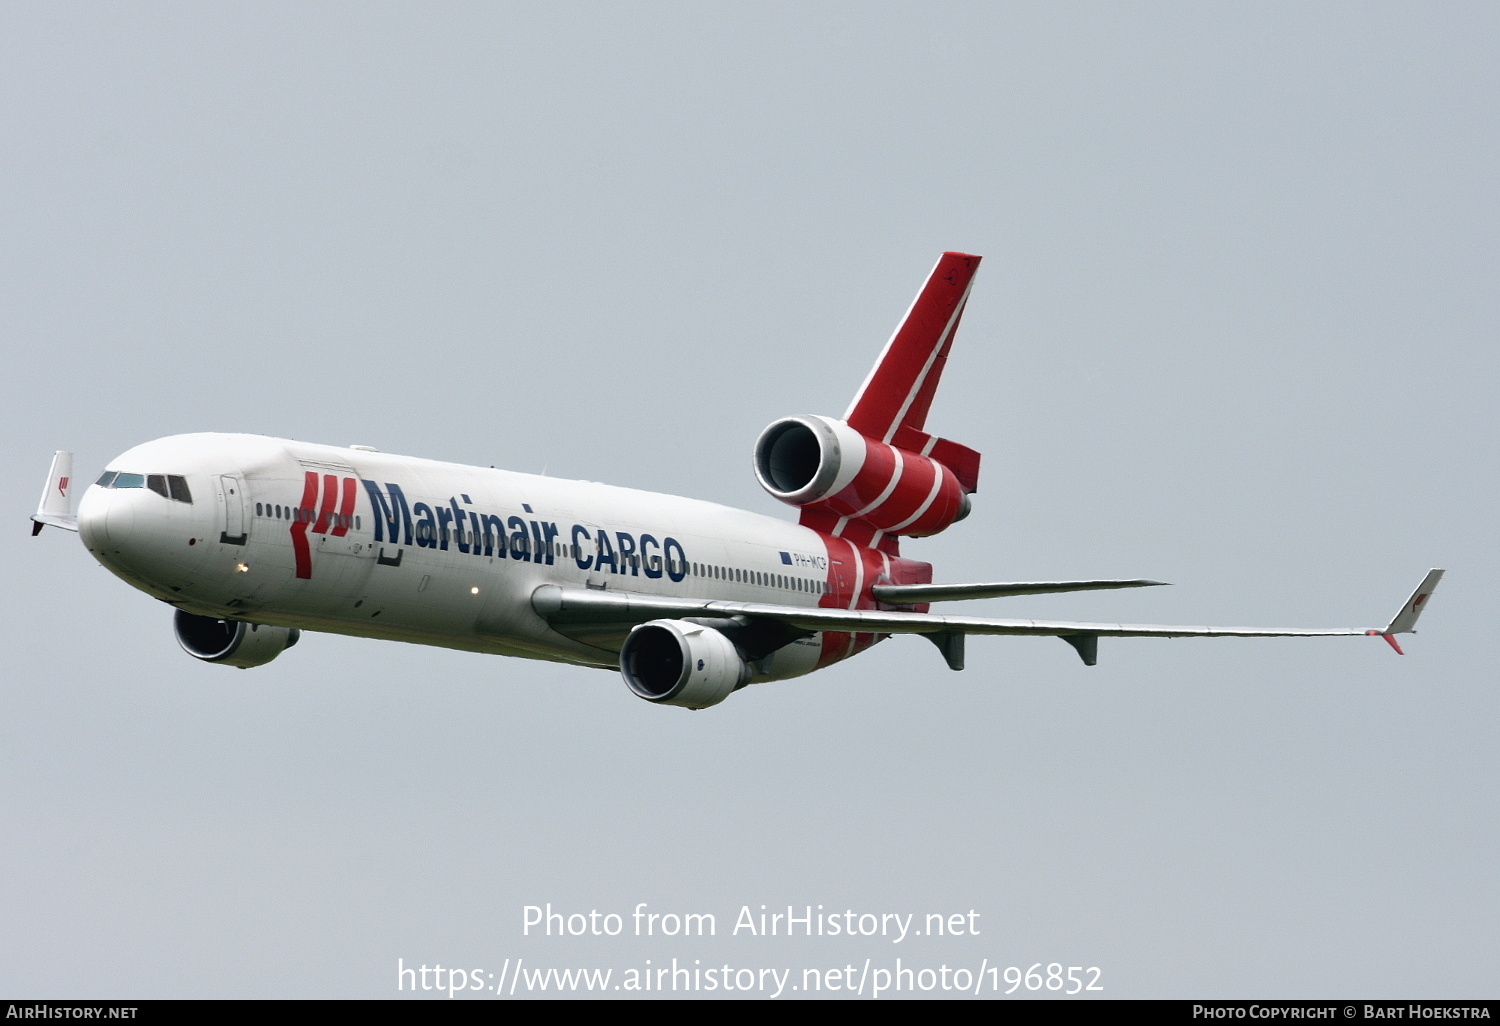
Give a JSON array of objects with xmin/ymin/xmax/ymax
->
[
  {"xmin": 530, "ymin": 584, "xmax": 1374, "ymax": 640},
  {"xmin": 872, "ymin": 579, "xmax": 1168, "ymax": 603}
]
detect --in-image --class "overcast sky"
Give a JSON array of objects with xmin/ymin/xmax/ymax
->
[{"xmin": 2, "ymin": 2, "xmax": 1496, "ymax": 999}]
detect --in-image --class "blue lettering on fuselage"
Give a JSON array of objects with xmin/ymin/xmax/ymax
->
[
  {"xmin": 361, "ymin": 480, "xmax": 688, "ymax": 582},
  {"xmin": 639, "ymin": 534, "xmax": 662, "ymax": 579},
  {"xmin": 413, "ymin": 502, "xmax": 438, "ymax": 548},
  {"xmin": 593, "ymin": 529, "xmax": 616, "ymax": 574},
  {"xmin": 571, "ymin": 524, "xmax": 592, "ymax": 569},
  {"xmin": 507, "ymin": 515, "xmax": 530, "ymax": 561},
  {"xmin": 363, "ymin": 481, "xmax": 414, "ymax": 545}
]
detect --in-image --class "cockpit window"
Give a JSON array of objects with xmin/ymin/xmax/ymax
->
[{"xmin": 96, "ymin": 471, "xmax": 193, "ymax": 503}]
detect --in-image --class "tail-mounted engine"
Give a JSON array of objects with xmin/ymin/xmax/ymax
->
[
  {"xmin": 174, "ymin": 610, "xmax": 300, "ymax": 668},
  {"xmin": 753, "ymin": 414, "xmax": 977, "ymax": 538},
  {"xmin": 752, "ymin": 252, "xmax": 985, "ymax": 542},
  {"xmin": 619, "ymin": 619, "xmax": 750, "ymax": 709}
]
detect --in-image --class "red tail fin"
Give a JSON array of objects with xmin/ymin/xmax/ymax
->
[{"xmin": 844, "ymin": 252, "xmax": 981, "ymax": 443}]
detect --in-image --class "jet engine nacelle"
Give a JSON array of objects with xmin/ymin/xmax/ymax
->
[
  {"xmin": 619, "ymin": 619, "xmax": 750, "ymax": 709},
  {"xmin": 753, "ymin": 414, "xmax": 971, "ymax": 537},
  {"xmin": 174, "ymin": 610, "xmax": 300, "ymax": 668}
]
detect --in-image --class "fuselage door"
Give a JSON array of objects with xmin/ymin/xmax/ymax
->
[{"xmin": 217, "ymin": 475, "xmax": 247, "ymax": 545}]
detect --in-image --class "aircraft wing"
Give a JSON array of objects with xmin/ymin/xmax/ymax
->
[
  {"xmin": 871, "ymin": 579, "xmax": 1167, "ymax": 602},
  {"xmin": 532, "ymin": 569, "xmax": 1443, "ymax": 667}
]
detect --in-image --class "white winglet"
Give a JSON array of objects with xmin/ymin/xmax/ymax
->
[
  {"xmin": 1382, "ymin": 569, "xmax": 1444, "ymax": 636},
  {"xmin": 31, "ymin": 450, "xmax": 78, "ymax": 535}
]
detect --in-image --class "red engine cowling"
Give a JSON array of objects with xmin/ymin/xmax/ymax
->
[{"xmin": 753, "ymin": 415, "xmax": 973, "ymax": 537}]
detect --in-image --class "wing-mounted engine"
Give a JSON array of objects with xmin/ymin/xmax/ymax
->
[
  {"xmin": 619, "ymin": 619, "xmax": 750, "ymax": 709},
  {"xmin": 752, "ymin": 252, "xmax": 985, "ymax": 543},
  {"xmin": 174, "ymin": 610, "xmax": 300, "ymax": 668},
  {"xmin": 753, "ymin": 414, "xmax": 976, "ymax": 538}
]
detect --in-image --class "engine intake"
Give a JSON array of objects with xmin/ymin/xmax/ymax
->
[
  {"xmin": 753, "ymin": 415, "xmax": 970, "ymax": 537},
  {"xmin": 174, "ymin": 610, "xmax": 300, "ymax": 668},
  {"xmin": 620, "ymin": 620, "xmax": 749, "ymax": 709}
]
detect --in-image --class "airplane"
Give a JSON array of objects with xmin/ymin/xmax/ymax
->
[{"xmin": 31, "ymin": 252, "xmax": 1443, "ymax": 709}]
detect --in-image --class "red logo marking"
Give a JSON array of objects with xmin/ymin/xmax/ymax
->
[
  {"xmin": 332, "ymin": 478, "xmax": 357, "ymax": 537},
  {"xmin": 58, "ymin": 477, "xmax": 69, "ymax": 494},
  {"xmin": 312, "ymin": 474, "xmax": 339, "ymax": 535},
  {"xmin": 290, "ymin": 472, "xmax": 320, "ymax": 579},
  {"xmin": 291, "ymin": 473, "xmax": 363, "ymax": 579}
]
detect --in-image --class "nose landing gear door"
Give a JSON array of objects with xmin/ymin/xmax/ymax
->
[{"xmin": 217, "ymin": 475, "xmax": 247, "ymax": 546}]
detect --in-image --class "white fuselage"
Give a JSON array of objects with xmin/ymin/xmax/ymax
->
[{"xmin": 78, "ymin": 433, "xmax": 839, "ymax": 680}]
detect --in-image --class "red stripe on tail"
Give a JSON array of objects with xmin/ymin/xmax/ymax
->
[{"xmin": 844, "ymin": 252, "xmax": 981, "ymax": 442}]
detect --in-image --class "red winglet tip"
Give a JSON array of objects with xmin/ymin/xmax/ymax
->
[{"xmin": 1381, "ymin": 633, "xmax": 1404, "ymax": 655}]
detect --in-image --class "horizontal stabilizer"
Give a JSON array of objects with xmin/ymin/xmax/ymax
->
[
  {"xmin": 889, "ymin": 425, "xmax": 982, "ymax": 493},
  {"xmin": 873, "ymin": 579, "xmax": 1168, "ymax": 604}
]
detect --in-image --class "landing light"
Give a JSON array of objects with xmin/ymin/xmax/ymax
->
[
  {"xmin": 236, "ymin": 563, "xmax": 249, "ymax": 573},
  {"xmin": 470, "ymin": 587, "xmax": 480, "ymax": 595}
]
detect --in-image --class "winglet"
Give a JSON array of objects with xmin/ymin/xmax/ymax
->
[
  {"xmin": 31, "ymin": 450, "xmax": 78, "ymax": 535},
  {"xmin": 1381, "ymin": 569, "xmax": 1444, "ymax": 636}
]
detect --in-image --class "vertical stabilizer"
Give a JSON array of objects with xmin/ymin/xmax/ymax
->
[{"xmin": 844, "ymin": 252, "xmax": 982, "ymax": 443}]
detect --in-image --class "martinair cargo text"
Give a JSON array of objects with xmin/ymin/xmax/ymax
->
[{"xmin": 32, "ymin": 254, "xmax": 1443, "ymax": 708}]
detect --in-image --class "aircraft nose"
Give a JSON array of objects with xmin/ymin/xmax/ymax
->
[
  {"xmin": 76, "ymin": 485, "xmax": 112, "ymax": 550},
  {"xmin": 80, "ymin": 478, "xmax": 205, "ymax": 587}
]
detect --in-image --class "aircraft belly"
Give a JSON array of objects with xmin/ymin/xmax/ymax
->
[{"xmin": 750, "ymin": 633, "xmax": 824, "ymax": 683}]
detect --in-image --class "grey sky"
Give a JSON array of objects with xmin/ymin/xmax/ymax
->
[{"xmin": 2, "ymin": 3, "xmax": 1495, "ymax": 998}]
